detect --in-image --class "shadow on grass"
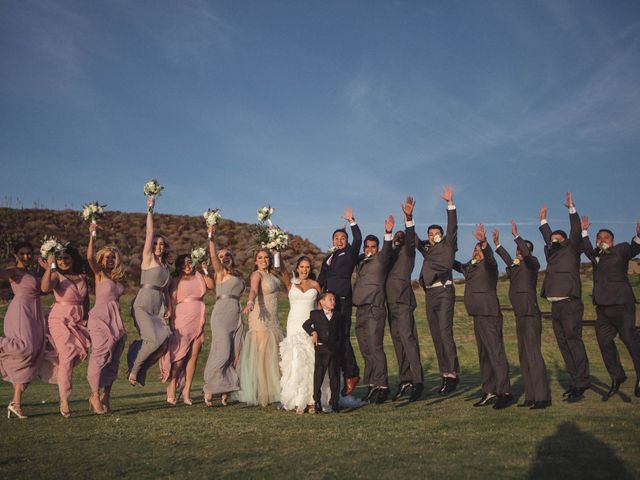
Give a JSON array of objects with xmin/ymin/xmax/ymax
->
[{"xmin": 527, "ymin": 422, "xmax": 634, "ymax": 479}]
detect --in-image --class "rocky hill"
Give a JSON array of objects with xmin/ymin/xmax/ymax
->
[{"xmin": 0, "ymin": 207, "xmax": 324, "ymax": 293}]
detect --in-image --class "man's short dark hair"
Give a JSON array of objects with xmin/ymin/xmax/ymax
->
[
  {"xmin": 551, "ymin": 230, "xmax": 567, "ymax": 240},
  {"xmin": 427, "ymin": 224, "xmax": 444, "ymax": 235},
  {"xmin": 332, "ymin": 228, "xmax": 348, "ymax": 241},
  {"xmin": 597, "ymin": 229, "xmax": 614, "ymax": 240},
  {"xmin": 524, "ymin": 240, "xmax": 534, "ymax": 253},
  {"xmin": 318, "ymin": 291, "xmax": 335, "ymax": 303},
  {"xmin": 364, "ymin": 234, "xmax": 379, "ymax": 247}
]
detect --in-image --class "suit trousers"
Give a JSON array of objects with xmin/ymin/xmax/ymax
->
[
  {"xmin": 335, "ymin": 296, "xmax": 360, "ymax": 379},
  {"xmin": 473, "ymin": 315, "xmax": 511, "ymax": 395},
  {"xmin": 355, "ymin": 304, "xmax": 388, "ymax": 387},
  {"xmin": 595, "ymin": 303, "xmax": 640, "ymax": 380},
  {"xmin": 515, "ymin": 314, "xmax": 550, "ymax": 401},
  {"xmin": 313, "ymin": 346, "xmax": 341, "ymax": 408},
  {"xmin": 388, "ymin": 302, "xmax": 423, "ymax": 384},
  {"xmin": 425, "ymin": 285, "xmax": 459, "ymax": 375},
  {"xmin": 550, "ymin": 298, "xmax": 590, "ymax": 388}
]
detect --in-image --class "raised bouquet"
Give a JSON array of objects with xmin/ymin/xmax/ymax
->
[
  {"xmin": 203, "ymin": 208, "xmax": 222, "ymax": 238},
  {"xmin": 40, "ymin": 236, "xmax": 66, "ymax": 272},
  {"xmin": 257, "ymin": 205, "xmax": 275, "ymax": 225},
  {"xmin": 190, "ymin": 246, "xmax": 209, "ymax": 274},
  {"xmin": 81, "ymin": 201, "xmax": 107, "ymax": 238},
  {"xmin": 143, "ymin": 179, "xmax": 164, "ymax": 212}
]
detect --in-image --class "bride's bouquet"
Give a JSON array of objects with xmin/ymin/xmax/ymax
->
[
  {"xmin": 143, "ymin": 179, "xmax": 164, "ymax": 212},
  {"xmin": 203, "ymin": 208, "xmax": 222, "ymax": 238},
  {"xmin": 81, "ymin": 201, "xmax": 107, "ymax": 238},
  {"xmin": 40, "ymin": 236, "xmax": 66, "ymax": 272}
]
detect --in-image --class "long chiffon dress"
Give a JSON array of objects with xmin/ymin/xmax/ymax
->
[
  {"xmin": 86, "ymin": 277, "xmax": 126, "ymax": 392},
  {"xmin": 203, "ymin": 275, "xmax": 245, "ymax": 396},
  {"xmin": 46, "ymin": 275, "xmax": 90, "ymax": 402},
  {"xmin": 237, "ymin": 271, "xmax": 284, "ymax": 406},
  {"xmin": 159, "ymin": 272, "xmax": 207, "ymax": 384},
  {"xmin": 127, "ymin": 265, "xmax": 171, "ymax": 385},
  {"xmin": 0, "ymin": 273, "xmax": 46, "ymax": 385}
]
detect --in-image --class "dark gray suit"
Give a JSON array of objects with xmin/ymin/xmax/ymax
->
[
  {"xmin": 496, "ymin": 237, "xmax": 550, "ymax": 402},
  {"xmin": 454, "ymin": 244, "xmax": 511, "ymax": 395},
  {"xmin": 385, "ymin": 224, "xmax": 423, "ymax": 385},
  {"xmin": 540, "ymin": 211, "xmax": 590, "ymax": 389},
  {"xmin": 353, "ymin": 238, "xmax": 393, "ymax": 387},
  {"xmin": 416, "ymin": 207, "xmax": 459, "ymax": 375},
  {"xmin": 583, "ymin": 234, "xmax": 640, "ymax": 381}
]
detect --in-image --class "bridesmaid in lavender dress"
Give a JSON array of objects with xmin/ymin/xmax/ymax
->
[
  {"xmin": 0, "ymin": 242, "xmax": 46, "ymax": 419},
  {"xmin": 203, "ymin": 225, "xmax": 245, "ymax": 407},
  {"xmin": 127, "ymin": 195, "xmax": 172, "ymax": 386},
  {"xmin": 85, "ymin": 223, "xmax": 126, "ymax": 414},
  {"xmin": 159, "ymin": 254, "xmax": 213, "ymax": 405},
  {"xmin": 41, "ymin": 244, "xmax": 91, "ymax": 418}
]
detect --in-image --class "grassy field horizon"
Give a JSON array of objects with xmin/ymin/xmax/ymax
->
[{"xmin": 1, "ymin": 276, "xmax": 639, "ymax": 479}]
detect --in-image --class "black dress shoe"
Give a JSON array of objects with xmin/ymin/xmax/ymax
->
[
  {"xmin": 606, "ymin": 376, "xmax": 627, "ymax": 398},
  {"xmin": 409, "ymin": 383, "xmax": 424, "ymax": 402},
  {"xmin": 361, "ymin": 385, "xmax": 376, "ymax": 402},
  {"xmin": 566, "ymin": 386, "xmax": 588, "ymax": 402},
  {"xmin": 473, "ymin": 393, "xmax": 497, "ymax": 407},
  {"xmin": 440, "ymin": 377, "xmax": 459, "ymax": 395},
  {"xmin": 517, "ymin": 400, "xmax": 535, "ymax": 408},
  {"xmin": 313, "ymin": 402, "xmax": 322, "ymax": 414},
  {"xmin": 562, "ymin": 386, "xmax": 574, "ymax": 397},
  {"xmin": 437, "ymin": 377, "xmax": 446, "ymax": 393},
  {"xmin": 375, "ymin": 388, "xmax": 389, "ymax": 404},
  {"xmin": 530, "ymin": 400, "xmax": 551, "ymax": 410},
  {"xmin": 493, "ymin": 394, "xmax": 514, "ymax": 410},
  {"xmin": 635, "ymin": 378, "xmax": 640, "ymax": 398},
  {"xmin": 392, "ymin": 382, "xmax": 412, "ymax": 401},
  {"xmin": 331, "ymin": 402, "xmax": 340, "ymax": 413}
]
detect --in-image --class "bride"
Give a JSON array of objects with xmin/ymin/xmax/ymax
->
[{"xmin": 279, "ymin": 256, "xmax": 322, "ymax": 414}]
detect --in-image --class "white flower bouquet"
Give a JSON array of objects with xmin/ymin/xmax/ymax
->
[
  {"xmin": 81, "ymin": 201, "xmax": 107, "ymax": 238},
  {"xmin": 40, "ymin": 236, "xmax": 65, "ymax": 272},
  {"xmin": 257, "ymin": 205, "xmax": 275, "ymax": 225},
  {"xmin": 143, "ymin": 179, "xmax": 164, "ymax": 212},
  {"xmin": 203, "ymin": 208, "xmax": 222, "ymax": 238},
  {"xmin": 190, "ymin": 246, "xmax": 208, "ymax": 267},
  {"xmin": 263, "ymin": 227, "xmax": 289, "ymax": 251}
]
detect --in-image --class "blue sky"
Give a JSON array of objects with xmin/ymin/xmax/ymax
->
[{"xmin": 1, "ymin": 0, "xmax": 639, "ymax": 267}]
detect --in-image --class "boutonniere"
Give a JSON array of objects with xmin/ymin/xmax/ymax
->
[
  {"xmin": 471, "ymin": 258, "xmax": 478, "ymax": 265},
  {"xmin": 512, "ymin": 258, "xmax": 521, "ymax": 266},
  {"xmin": 328, "ymin": 246, "xmax": 339, "ymax": 254}
]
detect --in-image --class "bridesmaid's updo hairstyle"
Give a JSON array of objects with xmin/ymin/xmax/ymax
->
[
  {"xmin": 13, "ymin": 241, "xmax": 33, "ymax": 255},
  {"xmin": 57, "ymin": 244, "xmax": 85, "ymax": 275},
  {"xmin": 295, "ymin": 255, "xmax": 316, "ymax": 281},
  {"xmin": 96, "ymin": 245, "xmax": 124, "ymax": 282},
  {"xmin": 252, "ymin": 248, "xmax": 273, "ymax": 271},
  {"xmin": 152, "ymin": 234, "xmax": 170, "ymax": 264}
]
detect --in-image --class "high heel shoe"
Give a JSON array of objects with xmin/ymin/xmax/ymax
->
[
  {"xmin": 221, "ymin": 393, "xmax": 228, "ymax": 406},
  {"xmin": 60, "ymin": 409, "xmax": 71, "ymax": 419},
  {"xmin": 183, "ymin": 397, "xmax": 193, "ymax": 406},
  {"xmin": 128, "ymin": 373, "xmax": 138, "ymax": 386},
  {"xmin": 7, "ymin": 402, "xmax": 27, "ymax": 419},
  {"xmin": 166, "ymin": 397, "xmax": 177, "ymax": 406},
  {"xmin": 89, "ymin": 394, "xmax": 106, "ymax": 415},
  {"xmin": 204, "ymin": 395, "xmax": 213, "ymax": 407}
]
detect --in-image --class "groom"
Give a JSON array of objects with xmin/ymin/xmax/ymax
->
[{"xmin": 318, "ymin": 208, "xmax": 362, "ymax": 396}]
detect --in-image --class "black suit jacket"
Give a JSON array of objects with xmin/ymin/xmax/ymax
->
[
  {"xmin": 496, "ymin": 237, "xmax": 540, "ymax": 317},
  {"xmin": 417, "ymin": 207, "xmax": 457, "ymax": 287},
  {"xmin": 352, "ymin": 238, "xmax": 393, "ymax": 307},
  {"xmin": 583, "ymin": 235, "xmax": 640, "ymax": 306},
  {"xmin": 539, "ymin": 211, "xmax": 583, "ymax": 299},
  {"xmin": 453, "ymin": 244, "xmax": 500, "ymax": 317},
  {"xmin": 318, "ymin": 223, "xmax": 362, "ymax": 297},
  {"xmin": 385, "ymin": 225, "xmax": 417, "ymax": 307},
  {"xmin": 303, "ymin": 309, "xmax": 345, "ymax": 351}
]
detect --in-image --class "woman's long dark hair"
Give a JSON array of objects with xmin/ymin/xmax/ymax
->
[
  {"xmin": 295, "ymin": 255, "xmax": 316, "ymax": 281},
  {"xmin": 57, "ymin": 244, "xmax": 85, "ymax": 275}
]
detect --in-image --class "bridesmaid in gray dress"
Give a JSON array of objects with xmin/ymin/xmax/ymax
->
[
  {"xmin": 203, "ymin": 225, "xmax": 245, "ymax": 406},
  {"xmin": 127, "ymin": 195, "xmax": 172, "ymax": 386}
]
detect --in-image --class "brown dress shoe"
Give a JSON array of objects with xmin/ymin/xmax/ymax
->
[{"xmin": 344, "ymin": 376, "xmax": 360, "ymax": 396}]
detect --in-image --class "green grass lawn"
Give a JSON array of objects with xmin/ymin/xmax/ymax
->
[{"xmin": 1, "ymin": 278, "xmax": 639, "ymax": 479}]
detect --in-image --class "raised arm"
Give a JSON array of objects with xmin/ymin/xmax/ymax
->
[
  {"xmin": 141, "ymin": 196, "xmax": 156, "ymax": 269},
  {"xmin": 344, "ymin": 208, "xmax": 362, "ymax": 257},
  {"xmin": 538, "ymin": 204, "xmax": 552, "ymax": 245},
  {"xmin": 380, "ymin": 215, "xmax": 395, "ymax": 268},
  {"xmin": 580, "ymin": 216, "xmax": 598, "ymax": 266},
  {"xmin": 565, "ymin": 192, "xmax": 582, "ymax": 249},
  {"xmin": 452, "ymin": 259, "xmax": 464, "ymax": 274},
  {"xmin": 492, "ymin": 228, "xmax": 513, "ymax": 267},
  {"xmin": 87, "ymin": 223, "xmax": 102, "ymax": 278},
  {"xmin": 475, "ymin": 224, "xmax": 496, "ymax": 267},
  {"xmin": 207, "ymin": 225, "xmax": 226, "ymax": 281},
  {"xmin": 402, "ymin": 196, "xmax": 416, "ymax": 256},
  {"xmin": 442, "ymin": 186, "xmax": 458, "ymax": 248},
  {"xmin": 40, "ymin": 255, "xmax": 59, "ymax": 293}
]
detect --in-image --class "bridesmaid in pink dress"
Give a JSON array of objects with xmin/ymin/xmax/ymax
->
[
  {"xmin": 85, "ymin": 223, "xmax": 126, "ymax": 414},
  {"xmin": 40, "ymin": 244, "xmax": 90, "ymax": 418},
  {"xmin": 159, "ymin": 254, "xmax": 213, "ymax": 405},
  {"xmin": 0, "ymin": 242, "xmax": 46, "ymax": 419}
]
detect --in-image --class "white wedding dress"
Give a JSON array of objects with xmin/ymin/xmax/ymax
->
[{"xmin": 279, "ymin": 286, "xmax": 325, "ymax": 410}]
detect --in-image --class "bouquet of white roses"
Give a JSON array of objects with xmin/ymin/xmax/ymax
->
[
  {"xmin": 40, "ymin": 236, "xmax": 65, "ymax": 272},
  {"xmin": 257, "ymin": 205, "xmax": 275, "ymax": 225},
  {"xmin": 81, "ymin": 201, "xmax": 107, "ymax": 238},
  {"xmin": 203, "ymin": 208, "xmax": 222, "ymax": 238},
  {"xmin": 190, "ymin": 246, "xmax": 208, "ymax": 267},
  {"xmin": 263, "ymin": 227, "xmax": 289, "ymax": 251},
  {"xmin": 143, "ymin": 179, "xmax": 164, "ymax": 212}
]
